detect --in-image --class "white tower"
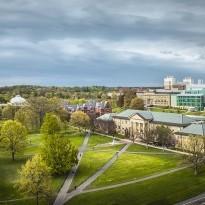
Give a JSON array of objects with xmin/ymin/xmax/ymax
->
[{"xmin": 164, "ymin": 76, "xmax": 176, "ymax": 90}]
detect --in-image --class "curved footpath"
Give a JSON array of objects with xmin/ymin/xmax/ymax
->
[
  {"xmin": 54, "ymin": 131, "xmax": 91, "ymax": 205},
  {"xmin": 175, "ymin": 193, "xmax": 205, "ymax": 205}
]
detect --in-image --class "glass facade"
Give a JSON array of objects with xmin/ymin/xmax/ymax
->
[
  {"xmin": 177, "ymin": 95, "xmax": 204, "ymax": 111},
  {"xmin": 176, "ymin": 88, "xmax": 205, "ymax": 111}
]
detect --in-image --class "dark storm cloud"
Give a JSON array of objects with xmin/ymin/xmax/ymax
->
[{"xmin": 0, "ymin": 0, "xmax": 205, "ymax": 86}]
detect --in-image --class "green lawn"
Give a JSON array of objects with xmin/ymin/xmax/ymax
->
[
  {"xmin": 67, "ymin": 167, "xmax": 205, "ymax": 205},
  {"xmin": 90, "ymin": 152, "xmax": 183, "ymax": 188},
  {"xmin": 88, "ymin": 134, "xmax": 113, "ymax": 147},
  {"xmin": 0, "ymin": 129, "xmax": 83, "ymax": 204},
  {"xmin": 127, "ymin": 143, "xmax": 171, "ymax": 153},
  {"xmin": 70, "ymin": 150, "xmax": 117, "ymax": 190}
]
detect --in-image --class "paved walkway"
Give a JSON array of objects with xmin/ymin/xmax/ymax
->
[
  {"xmin": 95, "ymin": 132, "xmax": 191, "ymax": 156},
  {"xmin": 175, "ymin": 193, "xmax": 205, "ymax": 205},
  {"xmin": 83, "ymin": 165, "xmax": 190, "ymax": 194},
  {"xmin": 125, "ymin": 151, "xmax": 176, "ymax": 155},
  {"xmin": 53, "ymin": 131, "xmax": 90, "ymax": 205},
  {"xmin": 64, "ymin": 143, "xmax": 131, "ymax": 203}
]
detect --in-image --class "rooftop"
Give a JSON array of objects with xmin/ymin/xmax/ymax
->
[{"xmin": 113, "ymin": 109, "xmax": 195, "ymax": 126}]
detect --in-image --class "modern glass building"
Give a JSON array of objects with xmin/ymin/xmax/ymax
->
[{"xmin": 177, "ymin": 88, "xmax": 205, "ymax": 111}]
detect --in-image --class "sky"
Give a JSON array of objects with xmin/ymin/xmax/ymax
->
[{"xmin": 1, "ymin": 0, "xmax": 205, "ymax": 87}]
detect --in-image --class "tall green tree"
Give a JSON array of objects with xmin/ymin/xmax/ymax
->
[
  {"xmin": 16, "ymin": 154, "xmax": 52, "ymax": 205},
  {"xmin": 130, "ymin": 97, "xmax": 144, "ymax": 110},
  {"xmin": 70, "ymin": 111, "xmax": 90, "ymax": 131},
  {"xmin": 123, "ymin": 90, "xmax": 136, "ymax": 108},
  {"xmin": 41, "ymin": 113, "xmax": 62, "ymax": 136},
  {"xmin": 41, "ymin": 134, "xmax": 78, "ymax": 175},
  {"xmin": 15, "ymin": 107, "xmax": 40, "ymax": 132},
  {"xmin": 1, "ymin": 120, "xmax": 27, "ymax": 160}
]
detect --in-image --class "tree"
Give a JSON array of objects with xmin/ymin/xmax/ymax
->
[
  {"xmin": 1, "ymin": 120, "xmax": 27, "ymax": 160},
  {"xmin": 41, "ymin": 113, "xmax": 62, "ymax": 136},
  {"xmin": 70, "ymin": 111, "xmax": 90, "ymax": 131},
  {"xmin": 16, "ymin": 154, "xmax": 52, "ymax": 205},
  {"xmin": 15, "ymin": 107, "xmax": 40, "ymax": 133},
  {"xmin": 154, "ymin": 125, "xmax": 174, "ymax": 149},
  {"xmin": 116, "ymin": 95, "xmax": 124, "ymax": 107},
  {"xmin": 142, "ymin": 125, "xmax": 154, "ymax": 148},
  {"xmin": 124, "ymin": 90, "xmax": 136, "ymax": 108},
  {"xmin": 55, "ymin": 108, "xmax": 70, "ymax": 123},
  {"xmin": 130, "ymin": 97, "xmax": 144, "ymax": 110},
  {"xmin": 2, "ymin": 105, "xmax": 16, "ymax": 120},
  {"xmin": 41, "ymin": 134, "xmax": 78, "ymax": 175},
  {"xmin": 184, "ymin": 136, "xmax": 205, "ymax": 175},
  {"xmin": 28, "ymin": 97, "xmax": 51, "ymax": 126}
]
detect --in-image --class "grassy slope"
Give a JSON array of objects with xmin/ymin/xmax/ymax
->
[
  {"xmin": 0, "ymin": 129, "xmax": 84, "ymax": 204},
  {"xmin": 70, "ymin": 150, "xmax": 116, "ymax": 190},
  {"xmin": 70, "ymin": 134, "xmax": 121, "ymax": 190},
  {"xmin": 90, "ymin": 152, "xmax": 183, "ymax": 188},
  {"xmin": 67, "ymin": 168, "xmax": 205, "ymax": 205}
]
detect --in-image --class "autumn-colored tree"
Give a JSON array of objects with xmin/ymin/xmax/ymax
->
[
  {"xmin": 70, "ymin": 111, "xmax": 90, "ymax": 131},
  {"xmin": 130, "ymin": 97, "xmax": 144, "ymax": 110},
  {"xmin": 16, "ymin": 154, "xmax": 52, "ymax": 205},
  {"xmin": 1, "ymin": 120, "xmax": 27, "ymax": 160},
  {"xmin": 185, "ymin": 136, "xmax": 205, "ymax": 175}
]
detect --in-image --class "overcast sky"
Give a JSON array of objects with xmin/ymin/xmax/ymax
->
[{"xmin": 0, "ymin": 0, "xmax": 205, "ymax": 86}]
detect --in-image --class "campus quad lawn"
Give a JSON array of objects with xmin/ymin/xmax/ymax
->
[
  {"xmin": 70, "ymin": 148, "xmax": 119, "ymax": 190},
  {"xmin": 90, "ymin": 152, "xmax": 183, "ymax": 188},
  {"xmin": 67, "ymin": 167, "xmax": 205, "ymax": 205},
  {"xmin": 127, "ymin": 143, "xmax": 172, "ymax": 153},
  {"xmin": 88, "ymin": 134, "xmax": 113, "ymax": 147},
  {"xmin": 0, "ymin": 130, "xmax": 84, "ymax": 204}
]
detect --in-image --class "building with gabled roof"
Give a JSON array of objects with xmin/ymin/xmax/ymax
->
[{"xmin": 97, "ymin": 109, "xmax": 205, "ymax": 149}]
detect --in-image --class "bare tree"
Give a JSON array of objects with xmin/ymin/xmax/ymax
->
[
  {"xmin": 185, "ymin": 135, "xmax": 205, "ymax": 175},
  {"xmin": 142, "ymin": 126, "xmax": 154, "ymax": 148}
]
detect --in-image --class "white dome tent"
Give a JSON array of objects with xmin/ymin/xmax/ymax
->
[{"xmin": 9, "ymin": 95, "xmax": 27, "ymax": 106}]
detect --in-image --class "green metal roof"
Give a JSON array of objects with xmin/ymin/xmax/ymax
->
[
  {"xmin": 114, "ymin": 109, "xmax": 153, "ymax": 120},
  {"xmin": 114, "ymin": 109, "xmax": 195, "ymax": 125},
  {"xmin": 178, "ymin": 123, "xmax": 205, "ymax": 136},
  {"xmin": 96, "ymin": 113, "xmax": 116, "ymax": 122},
  {"xmin": 151, "ymin": 112, "xmax": 194, "ymax": 125}
]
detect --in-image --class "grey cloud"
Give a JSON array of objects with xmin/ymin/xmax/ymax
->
[{"xmin": 0, "ymin": 0, "xmax": 205, "ymax": 86}]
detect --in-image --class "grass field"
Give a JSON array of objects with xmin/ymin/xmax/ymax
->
[
  {"xmin": 66, "ymin": 167, "xmax": 205, "ymax": 205},
  {"xmin": 88, "ymin": 134, "xmax": 113, "ymax": 147},
  {"xmin": 127, "ymin": 143, "xmax": 171, "ymax": 153},
  {"xmin": 0, "ymin": 128, "xmax": 84, "ymax": 204},
  {"xmin": 70, "ymin": 150, "xmax": 116, "ymax": 190},
  {"xmin": 90, "ymin": 152, "xmax": 183, "ymax": 188}
]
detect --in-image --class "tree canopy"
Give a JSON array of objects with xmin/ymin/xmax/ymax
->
[
  {"xmin": 16, "ymin": 154, "xmax": 52, "ymax": 205},
  {"xmin": 129, "ymin": 97, "xmax": 144, "ymax": 110},
  {"xmin": 40, "ymin": 113, "xmax": 62, "ymax": 136},
  {"xmin": 41, "ymin": 134, "xmax": 78, "ymax": 175},
  {"xmin": 1, "ymin": 120, "xmax": 27, "ymax": 160},
  {"xmin": 70, "ymin": 111, "xmax": 90, "ymax": 131}
]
